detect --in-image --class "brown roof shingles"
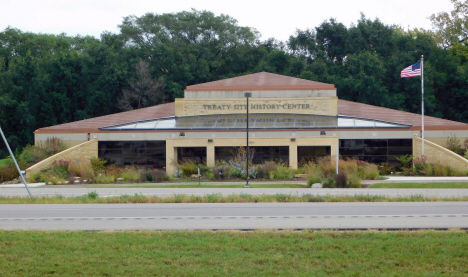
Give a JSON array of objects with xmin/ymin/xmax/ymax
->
[
  {"xmin": 35, "ymin": 102, "xmax": 175, "ymax": 133},
  {"xmin": 185, "ymin": 72, "xmax": 336, "ymax": 91},
  {"xmin": 338, "ymin": 99, "xmax": 468, "ymax": 130},
  {"xmin": 35, "ymin": 99, "xmax": 468, "ymax": 133}
]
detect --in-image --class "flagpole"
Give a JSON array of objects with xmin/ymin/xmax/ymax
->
[{"xmin": 421, "ymin": 55, "xmax": 424, "ymax": 157}]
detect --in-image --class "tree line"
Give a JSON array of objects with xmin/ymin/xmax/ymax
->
[{"xmin": 1, "ymin": 2, "xmax": 468, "ymax": 158}]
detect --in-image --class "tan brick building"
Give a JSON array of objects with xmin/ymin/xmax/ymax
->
[{"xmin": 34, "ymin": 72, "xmax": 468, "ymax": 175}]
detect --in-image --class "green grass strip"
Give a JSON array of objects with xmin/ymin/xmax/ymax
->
[
  {"xmin": 0, "ymin": 230, "xmax": 467, "ymax": 276},
  {"xmin": 2, "ymin": 193, "xmax": 468, "ymax": 204},
  {"xmin": 369, "ymin": 182, "xmax": 468, "ymax": 189},
  {"xmin": 88, "ymin": 184, "xmax": 307, "ymax": 188}
]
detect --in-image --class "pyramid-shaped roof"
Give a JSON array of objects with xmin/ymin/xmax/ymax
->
[{"xmin": 185, "ymin": 72, "xmax": 335, "ymax": 91}]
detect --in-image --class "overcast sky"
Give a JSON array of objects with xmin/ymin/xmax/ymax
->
[{"xmin": 0, "ymin": 0, "xmax": 454, "ymax": 41}]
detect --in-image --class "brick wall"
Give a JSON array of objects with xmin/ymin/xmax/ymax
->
[
  {"xmin": 25, "ymin": 139, "xmax": 98, "ymax": 178},
  {"xmin": 413, "ymin": 137, "xmax": 468, "ymax": 171}
]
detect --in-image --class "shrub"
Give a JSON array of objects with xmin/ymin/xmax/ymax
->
[
  {"xmin": 257, "ymin": 161, "xmax": 277, "ymax": 179},
  {"xmin": 359, "ymin": 164, "xmax": 379, "ymax": 180},
  {"xmin": 18, "ymin": 145, "xmax": 48, "ymax": 165},
  {"xmin": 91, "ymin": 157, "xmax": 107, "ymax": 172},
  {"xmin": 41, "ymin": 137, "xmax": 68, "ymax": 156},
  {"xmin": 52, "ymin": 159, "xmax": 70, "ymax": 172},
  {"xmin": 106, "ymin": 165, "xmax": 121, "ymax": 176},
  {"xmin": 68, "ymin": 160, "xmax": 95, "ymax": 181},
  {"xmin": 445, "ymin": 134, "xmax": 463, "ymax": 155},
  {"xmin": 149, "ymin": 169, "xmax": 170, "ymax": 182},
  {"xmin": 199, "ymin": 165, "xmax": 211, "ymax": 175},
  {"xmin": 0, "ymin": 166, "xmax": 18, "ymax": 182},
  {"xmin": 178, "ymin": 160, "xmax": 198, "ymax": 177},
  {"xmin": 270, "ymin": 164, "xmax": 295, "ymax": 180},
  {"xmin": 396, "ymin": 155, "xmax": 413, "ymax": 169},
  {"xmin": 307, "ymin": 176, "xmax": 322, "ymax": 187},
  {"xmin": 28, "ymin": 172, "xmax": 43, "ymax": 183},
  {"xmin": 212, "ymin": 167, "xmax": 223, "ymax": 180},
  {"xmin": 334, "ymin": 171, "xmax": 348, "ymax": 188},
  {"xmin": 304, "ymin": 162, "xmax": 324, "ymax": 179},
  {"xmin": 378, "ymin": 162, "xmax": 395, "ymax": 175},
  {"xmin": 121, "ymin": 166, "xmax": 142, "ymax": 182},
  {"xmin": 412, "ymin": 156, "xmax": 427, "ymax": 173},
  {"xmin": 347, "ymin": 173, "xmax": 361, "ymax": 188},
  {"xmin": 322, "ymin": 178, "xmax": 336, "ymax": 188}
]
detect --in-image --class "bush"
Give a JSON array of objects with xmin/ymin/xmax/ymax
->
[
  {"xmin": 445, "ymin": 134, "xmax": 463, "ymax": 155},
  {"xmin": 0, "ymin": 166, "xmax": 18, "ymax": 182},
  {"xmin": 378, "ymin": 162, "xmax": 395, "ymax": 175},
  {"xmin": 178, "ymin": 160, "xmax": 198, "ymax": 177},
  {"xmin": 347, "ymin": 173, "xmax": 361, "ymax": 188},
  {"xmin": 121, "ymin": 166, "xmax": 142, "ymax": 182},
  {"xmin": 270, "ymin": 164, "xmax": 295, "ymax": 180},
  {"xmin": 91, "ymin": 157, "xmax": 107, "ymax": 172},
  {"xmin": 396, "ymin": 155, "xmax": 413, "ymax": 169},
  {"xmin": 68, "ymin": 160, "xmax": 95, "ymax": 180},
  {"xmin": 18, "ymin": 145, "xmax": 48, "ymax": 165},
  {"xmin": 41, "ymin": 137, "xmax": 68, "ymax": 156},
  {"xmin": 334, "ymin": 171, "xmax": 348, "ymax": 188},
  {"xmin": 212, "ymin": 167, "xmax": 223, "ymax": 180},
  {"xmin": 359, "ymin": 164, "xmax": 379, "ymax": 180},
  {"xmin": 322, "ymin": 178, "xmax": 336, "ymax": 188},
  {"xmin": 149, "ymin": 169, "xmax": 170, "ymax": 182},
  {"xmin": 307, "ymin": 176, "xmax": 322, "ymax": 187},
  {"xmin": 257, "ymin": 161, "xmax": 277, "ymax": 179}
]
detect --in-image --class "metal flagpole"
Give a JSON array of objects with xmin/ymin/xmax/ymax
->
[
  {"xmin": 421, "ymin": 55, "xmax": 424, "ymax": 157},
  {"xmin": 0, "ymin": 125, "xmax": 33, "ymax": 198}
]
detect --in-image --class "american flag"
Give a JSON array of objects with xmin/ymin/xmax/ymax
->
[{"xmin": 401, "ymin": 62, "xmax": 421, "ymax": 78}]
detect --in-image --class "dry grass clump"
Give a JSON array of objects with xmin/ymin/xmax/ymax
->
[{"xmin": 304, "ymin": 157, "xmax": 380, "ymax": 188}]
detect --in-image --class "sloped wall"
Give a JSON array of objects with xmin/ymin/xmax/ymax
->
[
  {"xmin": 413, "ymin": 137, "xmax": 468, "ymax": 171},
  {"xmin": 25, "ymin": 139, "xmax": 98, "ymax": 178}
]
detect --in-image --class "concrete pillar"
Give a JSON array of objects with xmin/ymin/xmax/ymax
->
[
  {"xmin": 166, "ymin": 140, "xmax": 177, "ymax": 176},
  {"xmin": 330, "ymin": 137, "xmax": 339, "ymax": 156},
  {"xmin": 207, "ymin": 144, "xmax": 215, "ymax": 167},
  {"xmin": 289, "ymin": 144, "xmax": 298, "ymax": 169}
]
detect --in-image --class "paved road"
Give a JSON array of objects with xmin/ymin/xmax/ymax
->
[
  {"xmin": 1, "ymin": 202, "xmax": 467, "ymax": 230},
  {"xmin": 2, "ymin": 187, "xmax": 468, "ymax": 198}
]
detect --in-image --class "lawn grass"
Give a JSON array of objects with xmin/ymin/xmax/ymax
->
[
  {"xmin": 89, "ymin": 183, "xmax": 307, "ymax": 188},
  {"xmin": 369, "ymin": 182, "xmax": 468, "ymax": 189},
  {"xmin": 0, "ymin": 158, "xmax": 10, "ymax": 168},
  {"xmin": 2, "ymin": 193, "xmax": 468, "ymax": 204},
  {"xmin": 0, "ymin": 230, "xmax": 467, "ymax": 276}
]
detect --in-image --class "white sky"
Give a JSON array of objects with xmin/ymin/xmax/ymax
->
[{"xmin": 0, "ymin": 0, "xmax": 454, "ymax": 41}]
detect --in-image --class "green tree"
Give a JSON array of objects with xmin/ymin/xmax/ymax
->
[{"xmin": 119, "ymin": 9, "xmax": 259, "ymax": 99}]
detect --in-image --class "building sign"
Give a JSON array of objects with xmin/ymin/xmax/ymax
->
[{"xmin": 175, "ymin": 97, "xmax": 337, "ymax": 117}]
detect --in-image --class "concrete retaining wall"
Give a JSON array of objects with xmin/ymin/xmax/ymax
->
[
  {"xmin": 25, "ymin": 139, "xmax": 98, "ymax": 178},
  {"xmin": 413, "ymin": 137, "xmax": 468, "ymax": 172}
]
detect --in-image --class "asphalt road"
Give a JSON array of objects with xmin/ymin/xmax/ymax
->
[{"xmin": 1, "ymin": 202, "xmax": 467, "ymax": 230}]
